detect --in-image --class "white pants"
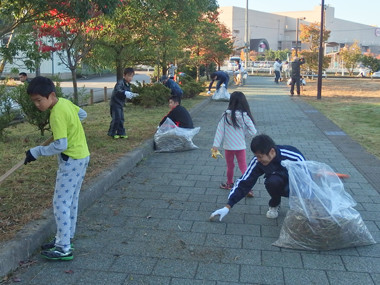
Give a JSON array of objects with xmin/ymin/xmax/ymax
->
[{"xmin": 53, "ymin": 155, "xmax": 90, "ymax": 251}]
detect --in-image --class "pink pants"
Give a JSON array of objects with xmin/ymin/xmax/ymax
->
[{"xmin": 224, "ymin": 149, "xmax": 247, "ymax": 184}]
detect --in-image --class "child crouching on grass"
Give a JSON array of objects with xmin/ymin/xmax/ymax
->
[
  {"xmin": 24, "ymin": 76, "xmax": 90, "ymax": 261},
  {"xmin": 212, "ymin": 91, "xmax": 257, "ymax": 197}
]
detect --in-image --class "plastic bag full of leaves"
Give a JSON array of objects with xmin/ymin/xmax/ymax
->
[
  {"xmin": 272, "ymin": 160, "xmax": 376, "ymax": 251},
  {"xmin": 212, "ymin": 86, "xmax": 230, "ymax": 101},
  {"xmin": 154, "ymin": 118, "xmax": 200, "ymax": 153}
]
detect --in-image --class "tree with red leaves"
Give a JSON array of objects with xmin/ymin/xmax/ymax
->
[
  {"xmin": 35, "ymin": 7, "xmax": 108, "ymax": 104},
  {"xmin": 0, "ymin": 0, "xmax": 119, "ymax": 101}
]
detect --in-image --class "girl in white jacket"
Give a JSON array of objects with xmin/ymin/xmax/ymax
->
[{"xmin": 212, "ymin": 91, "xmax": 257, "ymax": 196}]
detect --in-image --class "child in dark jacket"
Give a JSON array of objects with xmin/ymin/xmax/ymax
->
[
  {"xmin": 159, "ymin": 96, "xmax": 193, "ymax": 128},
  {"xmin": 160, "ymin": 75, "xmax": 183, "ymax": 98},
  {"xmin": 108, "ymin": 67, "xmax": 139, "ymax": 139},
  {"xmin": 210, "ymin": 134, "xmax": 305, "ymax": 221}
]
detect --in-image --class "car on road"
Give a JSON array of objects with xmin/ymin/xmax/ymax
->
[{"xmin": 371, "ymin": 71, "xmax": 380, "ymax": 78}]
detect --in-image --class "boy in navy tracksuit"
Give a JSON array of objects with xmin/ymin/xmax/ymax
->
[
  {"xmin": 108, "ymin": 67, "xmax": 139, "ymax": 139},
  {"xmin": 210, "ymin": 134, "xmax": 305, "ymax": 220}
]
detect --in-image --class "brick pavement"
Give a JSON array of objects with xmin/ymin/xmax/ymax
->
[{"xmin": 1, "ymin": 76, "xmax": 380, "ymax": 284}]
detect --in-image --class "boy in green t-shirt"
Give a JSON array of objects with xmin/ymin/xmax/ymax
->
[{"xmin": 24, "ymin": 76, "xmax": 90, "ymax": 261}]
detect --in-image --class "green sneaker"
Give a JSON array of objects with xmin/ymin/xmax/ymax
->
[
  {"xmin": 41, "ymin": 247, "xmax": 73, "ymax": 261},
  {"xmin": 120, "ymin": 135, "xmax": 128, "ymax": 139},
  {"xmin": 113, "ymin": 135, "xmax": 120, "ymax": 139}
]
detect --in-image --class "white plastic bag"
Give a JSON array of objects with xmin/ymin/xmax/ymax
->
[
  {"xmin": 212, "ymin": 86, "xmax": 230, "ymax": 101},
  {"xmin": 154, "ymin": 118, "xmax": 200, "ymax": 152},
  {"xmin": 273, "ymin": 160, "xmax": 376, "ymax": 251}
]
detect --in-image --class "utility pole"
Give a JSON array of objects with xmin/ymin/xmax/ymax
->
[
  {"xmin": 295, "ymin": 18, "xmax": 299, "ymax": 56},
  {"xmin": 295, "ymin": 17, "xmax": 306, "ymax": 56}
]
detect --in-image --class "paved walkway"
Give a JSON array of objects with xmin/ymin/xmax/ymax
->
[{"xmin": 2, "ymin": 76, "xmax": 380, "ymax": 284}]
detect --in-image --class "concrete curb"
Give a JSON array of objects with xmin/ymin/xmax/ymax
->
[{"xmin": 0, "ymin": 96, "xmax": 211, "ymax": 278}]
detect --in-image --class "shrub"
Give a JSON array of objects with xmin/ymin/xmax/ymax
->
[
  {"xmin": 131, "ymin": 82, "xmax": 171, "ymax": 108},
  {"xmin": 180, "ymin": 75, "xmax": 204, "ymax": 99},
  {"xmin": 0, "ymin": 84, "xmax": 16, "ymax": 138}
]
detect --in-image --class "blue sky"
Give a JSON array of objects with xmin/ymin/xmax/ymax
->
[{"xmin": 217, "ymin": 0, "xmax": 380, "ymax": 27}]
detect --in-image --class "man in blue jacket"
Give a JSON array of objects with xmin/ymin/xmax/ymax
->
[
  {"xmin": 210, "ymin": 134, "xmax": 305, "ymax": 220},
  {"xmin": 207, "ymin": 71, "xmax": 230, "ymax": 94},
  {"xmin": 160, "ymin": 75, "xmax": 183, "ymax": 98}
]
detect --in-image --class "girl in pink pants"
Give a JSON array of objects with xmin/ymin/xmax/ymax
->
[{"xmin": 212, "ymin": 91, "xmax": 257, "ymax": 196}]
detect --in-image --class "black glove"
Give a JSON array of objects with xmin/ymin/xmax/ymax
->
[{"xmin": 24, "ymin": 150, "xmax": 36, "ymax": 165}]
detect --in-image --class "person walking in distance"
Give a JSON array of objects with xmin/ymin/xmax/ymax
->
[
  {"xmin": 290, "ymin": 56, "xmax": 305, "ymax": 96},
  {"xmin": 273, "ymin": 58, "xmax": 282, "ymax": 84}
]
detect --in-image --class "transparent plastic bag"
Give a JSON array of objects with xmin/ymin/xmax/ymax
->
[
  {"xmin": 273, "ymin": 160, "xmax": 376, "ymax": 251},
  {"xmin": 154, "ymin": 118, "xmax": 200, "ymax": 152},
  {"xmin": 212, "ymin": 86, "xmax": 230, "ymax": 101}
]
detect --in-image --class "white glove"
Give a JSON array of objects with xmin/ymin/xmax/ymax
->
[
  {"xmin": 207, "ymin": 91, "xmax": 211, "ymax": 95},
  {"xmin": 221, "ymin": 83, "xmax": 225, "ymax": 87},
  {"xmin": 125, "ymin": 91, "xmax": 139, "ymax": 99},
  {"xmin": 209, "ymin": 207, "xmax": 229, "ymax": 221}
]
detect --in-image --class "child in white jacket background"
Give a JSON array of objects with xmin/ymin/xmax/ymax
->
[{"xmin": 212, "ymin": 91, "xmax": 257, "ymax": 196}]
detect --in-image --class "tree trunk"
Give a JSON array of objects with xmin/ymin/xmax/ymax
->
[
  {"xmin": 71, "ymin": 68, "xmax": 79, "ymax": 105},
  {"xmin": 115, "ymin": 49, "xmax": 123, "ymax": 81},
  {"xmin": 162, "ymin": 65, "xmax": 167, "ymax": 77},
  {"xmin": 0, "ymin": 30, "xmax": 15, "ymax": 77}
]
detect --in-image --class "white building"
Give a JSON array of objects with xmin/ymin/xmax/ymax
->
[{"xmin": 219, "ymin": 5, "xmax": 380, "ymax": 55}]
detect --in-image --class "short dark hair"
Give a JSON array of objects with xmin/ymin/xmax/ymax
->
[
  {"xmin": 210, "ymin": 72, "xmax": 217, "ymax": 79},
  {"xmin": 169, "ymin": 95, "xmax": 181, "ymax": 104},
  {"xmin": 123, "ymin": 67, "xmax": 135, "ymax": 75},
  {"xmin": 27, "ymin": 76, "xmax": 56, "ymax": 98},
  {"xmin": 250, "ymin": 134, "xmax": 276, "ymax": 155},
  {"xmin": 19, "ymin": 72, "xmax": 27, "ymax": 77}
]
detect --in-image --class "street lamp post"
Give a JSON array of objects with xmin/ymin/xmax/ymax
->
[
  {"xmin": 317, "ymin": 0, "xmax": 325, "ymax": 100},
  {"xmin": 244, "ymin": 0, "xmax": 249, "ymax": 69},
  {"xmin": 295, "ymin": 17, "xmax": 306, "ymax": 56}
]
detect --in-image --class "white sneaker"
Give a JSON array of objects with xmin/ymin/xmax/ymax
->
[{"xmin": 266, "ymin": 206, "xmax": 280, "ymax": 219}]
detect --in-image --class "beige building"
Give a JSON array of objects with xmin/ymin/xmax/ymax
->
[{"xmin": 219, "ymin": 5, "xmax": 380, "ymax": 55}]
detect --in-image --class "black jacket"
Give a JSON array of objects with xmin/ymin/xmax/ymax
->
[
  {"xmin": 227, "ymin": 145, "xmax": 305, "ymax": 207},
  {"xmin": 159, "ymin": 105, "xmax": 194, "ymax": 128},
  {"xmin": 290, "ymin": 58, "xmax": 305, "ymax": 79},
  {"xmin": 110, "ymin": 79, "xmax": 132, "ymax": 108}
]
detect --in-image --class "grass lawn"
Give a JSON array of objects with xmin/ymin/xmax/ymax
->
[
  {"xmin": 301, "ymin": 78, "xmax": 380, "ymax": 159},
  {"xmin": 0, "ymin": 95, "xmax": 206, "ymax": 242}
]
